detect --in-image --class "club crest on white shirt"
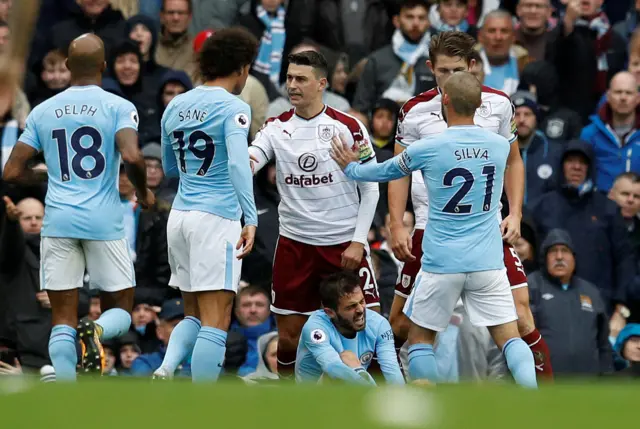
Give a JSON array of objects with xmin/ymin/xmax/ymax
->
[
  {"xmin": 318, "ymin": 124, "xmax": 335, "ymax": 142},
  {"xmin": 476, "ymin": 102, "xmax": 491, "ymax": 118}
]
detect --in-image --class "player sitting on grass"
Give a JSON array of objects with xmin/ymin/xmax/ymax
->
[{"xmin": 296, "ymin": 271, "xmax": 405, "ymax": 385}]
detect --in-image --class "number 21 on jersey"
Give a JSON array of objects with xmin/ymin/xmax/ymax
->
[{"xmin": 442, "ymin": 164, "xmax": 495, "ymax": 214}]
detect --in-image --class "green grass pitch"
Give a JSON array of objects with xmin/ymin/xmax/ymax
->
[{"xmin": 1, "ymin": 378, "xmax": 638, "ymax": 428}]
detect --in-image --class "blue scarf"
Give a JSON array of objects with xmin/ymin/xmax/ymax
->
[
  {"xmin": 438, "ymin": 20, "xmax": 469, "ymax": 33},
  {"xmin": 253, "ymin": 5, "xmax": 286, "ymax": 85},
  {"xmin": 480, "ymin": 48, "xmax": 520, "ymax": 95},
  {"xmin": 1, "ymin": 119, "xmax": 19, "ymax": 171}
]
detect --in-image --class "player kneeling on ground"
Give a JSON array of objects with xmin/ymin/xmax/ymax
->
[{"xmin": 296, "ymin": 271, "xmax": 404, "ymax": 385}]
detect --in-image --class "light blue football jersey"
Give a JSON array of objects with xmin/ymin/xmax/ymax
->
[
  {"xmin": 344, "ymin": 125, "xmax": 511, "ymax": 273},
  {"xmin": 296, "ymin": 309, "xmax": 404, "ymax": 384},
  {"xmin": 161, "ymin": 86, "xmax": 257, "ymax": 225},
  {"xmin": 18, "ymin": 85, "xmax": 139, "ymax": 240}
]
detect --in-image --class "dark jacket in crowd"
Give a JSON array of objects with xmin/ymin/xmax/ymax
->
[
  {"xmin": 134, "ymin": 200, "xmax": 172, "ymax": 295},
  {"xmin": 613, "ymin": 5, "xmax": 639, "ymax": 44},
  {"xmin": 125, "ymin": 15, "xmax": 170, "ymax": 91},
  {"xmin": 530, "ymin": 140, "xmax": 637, "ymax": 311},
  {"xmin": 528, "ymin": 229, "xmax": 613, "ymax": 376},
  {"xmin": 102, "ymin": 40, "xmax": 161, "ymax": 145},
  {"xmin": 231, "ymin": 315, "xmax": 277, "ymax": 377},
  {"xmin": 545, "ymin": 20, "xmax": 627, "ymax": 122},
  {"xmin": 521, "ymin": 130, "xmax": 563, "ymax": 206}
]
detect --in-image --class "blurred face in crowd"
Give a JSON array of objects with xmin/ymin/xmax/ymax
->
[
  {"xmin": 89, "ymin": 297, "xmax": 101, "ymax": 320},
  {"xmin": 0, "ymin": 25, "xmax": 9, "ymax": 53},
  {"xmin": 16, "ymin": 198, "xmax": 44, "ymax": 235},
  {"xmin": 114, "ymin": 53, "xmax": 140, "ymax": 86},
  {"xmin": 286, "ymin": 63, "xmax": 327, "ymax": 109},
  {"xmin": 0, "ymin": 0, "xmax": 11, "ymax": 22},
  {"xmin": 469, "ymin": 60, "xmax": 485, "ymax": 83},
  {"xmin": 119, "ymin": 167, "xmax": 135, "ymax": 199},
  {"xmin": 261, "ymin": 0, "xmax": 283, "ymax": 13},
  {"xmin": 265, "ymin": 337, "xmax": 278, "ymax": 373},
  {"xmin": 514, "ymin": 237, "xmax": 534, "ymax": 262},
  {"xmin": 578, "ymin": 0, "xmax": 603, "ymax": 17},
  {"xmin": 439, "ymin": 0, "xmax": 468, "ymax": 26},
  {"xmin": 327, "ymin": 288, "xmax": 366, "ymax": 333},
  {"xmin": 129, "ymin": 24, "xmax": 153, "ymax": 59},
  {"xmin": 79, "ymin": 0, "xmax": 110, "ymax": 18},
  {"xmin": 132, "ymin": 303, "xmax": 155, "ymax": 328},
  {"xmin": 372, "ymin": 108, "xmax": 396, "ymax": 140},
  {"xmin": 546, "ymin": 244, "xmax": 575, "ymax": 283},
  {"xmin": 236, "ymin": 292, "xmax": 270, "ymax": 327},
  {"xmin": 607, "ymin": 73, "xmax": 639, "ymax": 117},
  {"xmin": 563, "ymin": 153, "xmax": 589, "ymax": 186},
  {"xmin": 145, "ymin": 158, "xmax": 164, "ymax": 189},
  {"xmin": 627, "ymin": 55, "xmax": 640, "ymax": 85},
  {"xmin": 515, "ymin": 106, "xmax": 537, "ymax": 140},
  {"xmin": 609, "ymin": 177, "xmax": 640, "ymax": 218},
  {"xmin": 42, "ymin": 60, "xmax": 71, "ymax": 90},
  {"xmin": 162, "ymin": 82, "xmax": 187, "ymax": 107},
  {"xmin": 331, "ymin": 59, "xmax": 348, "ymax": 95},
  {"xmin": 104, "ymin": 347, "xmax": 116, "ymax": 373},
  {"xmin": 161, "ymin": 0, "xmax": 191, "ymax": 36},
  {"xmin": 119, "ymin": 345, "xmax": 139, "ymax": 369},
  {"xmin": 623, "ymin": 336, "xmax": 640, "ymax": 362},
  {"xmin": 393, "ymin": 5, "xmax": 430, "ymax": 43},
  {"xmin": 156, "ymin": 318, "xmax": 180, "ymax": 345},
  {"xmin": 516, "ymin": 0, "xmax": 551, "ymax": 32},
  {"xmin": 429, "ymin": 55, "xmax": 473, "ymax": 90},
  {"xmin": 480, "ymin": 15, "xmax": 515, "ymax": 59}
]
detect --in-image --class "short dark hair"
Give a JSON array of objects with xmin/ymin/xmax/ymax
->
[
  {"xmin": 198, "ymin": 27, "xmax": 258, "ymax": 81},
  {"xmin": 439, "ymin": 0, "xmax": 468, "ymax": 5},
  {"xmin": 236, "ymin": 285, "xmax": 270, "ymax": 303},
  {"xmin": 162, "ymin": 0, "xmax": 192, "ymax": 13},
  {"xmin": 469, "ymin": 50, "xmax": 483, "ymax": 65},
  {"xmin": 399, "ymin": 0, "xmax": 430, "ymax": 13},
  {"xmin": 615, "ymin": 172, "xmax": 640, "ymax": 184},
  {"xmin": 287, "ymin": 50, "xmax": 329, "ymax": 78},
  {"xmin": 319, "ymin": 271, "xmax": 361, "ymax": 311},
  {"xmin": 429, "ymin": 31, "xmax": 477, "ymax": 65}
]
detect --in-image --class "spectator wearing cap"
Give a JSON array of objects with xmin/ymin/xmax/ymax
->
[
  {"xmin": 156, "ymin": 0, "xmax": 195, "ymax": 77},
  {"xmin": 528, "ymin": 228, "xmax": 613, "ymax": 377},
  {"xmin": 512, "ymin": 90, "xmax": 562, "ymax": 206},
  {"xmin": 514, "ymin": 0, "xmax": 555, "ymax": 62},
  {"xmin": 530, "ymin": 140, "xmax": 637, "ymax": 323},
  {"xmin": 130, "ymin": 299, "xmax": 191, "ymax": 377},
  {"xmin": 116, "ymin": 332, "xmax": 142, "ymax": 375},
  {"xmin": 580, "ymin": 72, "xmax": 640, "ymax": 193},
  {"xmin": 102, "ymin": 40, "xmax": 161, "ymax": 145},
  {"xmin": 544, "ymin": 0, "xmax": 627, "ymax": 122},
  {"xmin": 613, "ymin": 323, "xmax": 640, "ymax": 377},
  {"xmin": 142, "ymin": 143, "xmax": 177, "ymax": 204},
  {"xmin": 126, "ymin": 14, "xmax": 171, "ymax": 91},
  {"xmin": 230, "ymin": 286, "xmax": 276, "ymax": 377},
  {"xmin": 517, "ymin": 60, "xmax": 583, "ymax": 142}
]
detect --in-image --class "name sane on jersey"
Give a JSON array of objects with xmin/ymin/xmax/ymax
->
[
  {"xmin": 178, "ymin": 109, "xmax": 208, "ymax": 122},
  {"xmin": 455, "ymin": 148, "xmax": 489, "ymax": 161}
]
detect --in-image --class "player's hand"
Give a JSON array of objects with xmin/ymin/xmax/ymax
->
[
  {"xmin": 390, "ymin": 224, "xmax": 415, "ymax": 262},
  {"xmin": 249, "ymin": 153, "xmax": 259, "ymax": 175},
  {"xmin": 236, "ymin": 225, "xmax": 257, "ymax": 260},
  {"xmin": 500, "ymin": 213, "xmax": 521, "ymax": 245},
  {"xmin": 329, "ymin": 133, "xmax": 359, "ymax": 170},
  {"xmin": 137, "ymin": 188, "xmax": 156, "ymax": 210},
  {"xmin": 342, "ymin": 242, "xmax": 364, "ymax": 270},
  {"xmin": 0, "ymin": 358, "xmax": 22, "ymax": 376},
  {"xmin": 2, "ymin": 196, "xmax": 21, "ymax": 222},
  {"xmin": 340, "ymin": 351, "xmax": 361, "ymax": 369},
  {"xmin": 609, "ymin": 312, "xmax": 626, "ymax": 339}
]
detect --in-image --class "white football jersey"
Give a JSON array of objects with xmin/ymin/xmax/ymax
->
[
  {"xmin": 251, "ymin": 106, "xmax": 376, "ymax": 246},
  {"xmin": 395, "ymin": 86, "xmax": 517, "ymax": 229}
]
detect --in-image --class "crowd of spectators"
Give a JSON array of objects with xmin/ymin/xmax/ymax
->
[{"xmin": 2, "ymin": 0, "xmax": 640, "ymax": 381}]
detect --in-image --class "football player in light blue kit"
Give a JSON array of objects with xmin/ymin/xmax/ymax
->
[
  {"xmin": 154, "ymin": 28, "xmax": 259, "ymax": 383},
  {"xmin": 296, "ymin": 271, "xmax": 404, "ymax": 385},
  {"xmin": 331, "ymin": 72, "xmax": 537, "ymax": 388},
  {"xmin": 3, "ymin": 34, "xmax": 154, "ymax": 381}
]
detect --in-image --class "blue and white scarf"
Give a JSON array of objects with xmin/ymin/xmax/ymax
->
[
  {"xmin": 383, "ymin": 29, "xmax": 431, "ymax": 103},
  {"xmin": 1, "ymin": 119, "xmax": 19, "ymax": 170},
  {"xmin": 253, "ymin": 5, "xmax": 286, "ymax": 85},
  {"xmin": 438, "ymin": 19, "xmax": 469, "ymax": 33},
  {"xmin": 480, "ymin": 48, "xmax": 520, "ymax": 95}
]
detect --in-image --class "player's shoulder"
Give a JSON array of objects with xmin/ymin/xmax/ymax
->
[
  {"xmin": 303, "ymin": 310, "xmax": 334, "ymax": 343},
  {"xmin": 481, "ymin": 85, "xmax": 513, "ymax": 110},
  {"xmin": 260, "ymin": 108, "xmax": 295, "ymax": 133},
  {"xmin": 399, "ymin": 88, "xmax": 441, "ymax": 119},
  {"xmin": 324, "ymin": 106, "xmax": 367, "ymax": 137},
  {"xmin": 365, "ymin": 310, "xmax": 392, "ymax": 336}
]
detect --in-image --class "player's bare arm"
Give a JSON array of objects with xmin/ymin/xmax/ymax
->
[
  {"xmin": 501, "ymin": 141, "xmax": 524, "ymax": 244},
  {"xmin": 115, "ymin": 128, "xmax": 155, "ymax": 209},
  {"xmin": 2, "ymin": 142, "xmax": 47, "ymax": 185},
  {"xmin": 388, "ymin": 143, "xmax": 415, "ymax": 262}
]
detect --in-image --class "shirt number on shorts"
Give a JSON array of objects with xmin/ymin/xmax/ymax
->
[
  {"xmin": 442, "ymin": 165, "xmax": 495, "ymax": 214},
  {"xmin": 52, "ymin": 126, "xmax": 105, "ymax": 181},
  {"xmin": 173, "ymin": 130, "xmax": 215, "ymax": 176}
]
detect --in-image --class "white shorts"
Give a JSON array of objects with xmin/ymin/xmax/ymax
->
[
  {"xmin": 40, "ymin": 237, "xmax": 135, "ymax": 292},
  {"xmin": 403, "ymin": 269, "xmax": 517, "ymax": 332},
  {"xmin": 167, "ymin": 210, "xmax": 242, "ymax": 293}
]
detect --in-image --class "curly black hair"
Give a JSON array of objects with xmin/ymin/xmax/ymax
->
[{"xmin": 198, "ymin": 27, "xmax": 259, "ymax": 81}]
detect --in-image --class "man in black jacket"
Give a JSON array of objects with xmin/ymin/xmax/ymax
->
[{"xmin": 528, "ymin": 228, "xmax": 613, "ymax": 376}]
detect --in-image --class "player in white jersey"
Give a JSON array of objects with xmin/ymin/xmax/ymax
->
[
  {"xmin": 3, "ymin": 34, "xmax": 154, "ymax": 380},
  {"xmin": 387, "ymin": 31, "xmax": 553, "ymax": 380},
  {"xmin": 249, "ymin": 51, "xmax": 380, "ymax": 378}
]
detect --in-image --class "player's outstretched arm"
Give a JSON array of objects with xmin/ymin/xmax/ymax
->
[
  {"xmin": 374, "ymin": 320, "xmax": 406, "ymax": 385},
  {"xmin": 226, "ymin": 133, "xmax": 258, "ymax": 227},
  {"xmin": 115, "ymin": 128, "xmax": 155, "ymax": 209},
  {"xmin": 2, "ymin": 142, "xmax": 45, "ymax": 185},
  {"xmin": 387, "ymin": 143, "xmax": 413, "ymax": 261},
  {"xmin": 502, "ymin": 141, "xmax": 525, "ymax": 244}
]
